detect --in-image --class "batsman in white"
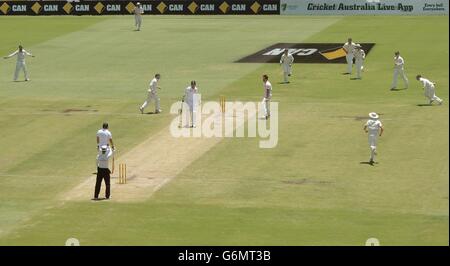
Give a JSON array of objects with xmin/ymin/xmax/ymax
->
[
  {"xmin": 280, "ymin": 49, "xmax": 294, "ymax": 83},
  {"xmin": 184, "ymin": 80, "xmax": 199, "ymax": 128},
  {"xmin": 363, "ymin": 112, "xmax": 384, "ymax": 165},
  {"xmin": 343, "ymin": 38, "xmax": 356, "ymax": 74},
  {"xmin": 352, "ymin": 44, "xmax": 365, "ymax": 79},
  {"xmin": 140, "ymin": 74, "xmax": 162, "ymax": 114},
  {"xmin": 261, "ymin": 74, "xmax": 272, "ymax": 120},
  {"xmin": 416, "ymin": 75, "xmax": 443, "ymax": 105},
  {"xmin": 3, "ymin": 45, "xmax": 35, "ymax": 81},
  {"xmin": 96, "ymin": 122, "xmax": 115, "ymax": 151},
  {"xmin": 391, "ymin": 51, "xmax": 409, "ymax": 90},
  {"xmin": 134, "ymin": 2, "xmax": 144, "ymax": 31}
]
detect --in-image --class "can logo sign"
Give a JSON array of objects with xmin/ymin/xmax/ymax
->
[{"xmin": 236, "ymin": 43, "xmax": 376, "ymax": 64}]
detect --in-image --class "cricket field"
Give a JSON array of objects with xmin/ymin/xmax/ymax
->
[{"xmin": 0, "ymin": 15, "xmax": 448, "ymax": 245}]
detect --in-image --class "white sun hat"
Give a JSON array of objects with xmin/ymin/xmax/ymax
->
[{"xmin": 369, "ymin": 112, "xmax": 379, "ymax": 119}]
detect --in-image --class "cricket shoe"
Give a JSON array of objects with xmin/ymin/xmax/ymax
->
[
  {"xmin": 139, "ymin": 107, "xmax": 144, "ymax": 114},
  {"xmin": 155, "ymin": 109, "xmax": 162, "ymax": 114}
]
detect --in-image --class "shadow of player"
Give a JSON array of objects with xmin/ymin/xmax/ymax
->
[
  {"xmin": 360, "ymin": 161, "xmax": 378, "ymax": 166},
  {"xmin": 390, "ymin": 88, "xmax": 408, "ymax": 91}
]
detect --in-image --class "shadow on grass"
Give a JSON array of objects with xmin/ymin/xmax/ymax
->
[
  {"xmin": 417, "ymin": 104, "xmax": 433, "ymax": 107},
  {"xmin": 91, "ymin": 197, "xmax": 110, "ymax": 201},
  {"xmin": 360, "ymin": 161, "xmax": 378, "ymax": 166}
]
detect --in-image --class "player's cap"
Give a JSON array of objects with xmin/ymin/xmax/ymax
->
[
  {"xmin": 369, "ymin": 112, "xmax": 379, "ymax": 119},
  {"xmin": 100, "ymin": 145, "xmax": 108, "ymax": 151},
  {"xmin": 137, "ymin": 2, "xmax": 141, "ymax": 5},
  {"xmin": 355, "ymin": 44, "xmax": 362, "ymax": 48}
]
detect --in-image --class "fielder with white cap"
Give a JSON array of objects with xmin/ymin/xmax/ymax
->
[
  {"xmin": 416, "ymin": 75, "xmax": 443, "ymax": 105},
  {"xmin": 140, "ymin": 74, "xmax": 162, "ymax": 114},
  {"xmin": 343, "ymin": 38, "xmax": 356, "ymax": 74},
  {"xmin": 391, "ymin": 51, "xmax": 409, "ymax": 90},
  {"xmin": 184, "ymin": 80, "xmax": 199, "ymax": 128},
  {"xmin": 363, "ymin": 112, "xmax": 384, "ymax": 165},
  {"xmin": 280, "ymin": 49, "xmax": 294, "ymax": 83},
  {"xmin": 352, "ymin": 44, "xmax": 365, "ymax": 79},
  {"xmin": 133, "ymin": 2, "xmax": 144, "ymax": 31},
  {"xmin": 261, "ymin": 74, "xmax": 272, "ymax": 119},
  {"xmin": 3, "ymin": 45, "xmax": 35, "ymax": 81}
]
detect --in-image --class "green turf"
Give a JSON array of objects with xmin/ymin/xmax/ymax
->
[{"xmin": 0, "ymin": 15, "xmax": 448, "ymax": 245}]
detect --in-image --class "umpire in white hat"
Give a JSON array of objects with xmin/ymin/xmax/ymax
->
[{"xmin": 93, "ymin": 145, "xmax": 114, "ymax": 200}]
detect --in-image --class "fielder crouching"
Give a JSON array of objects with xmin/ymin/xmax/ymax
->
[
  {"xmin": 93, "ymin": 145, "xmax": 113, "ymax": 200},
  {"xmin": 416, "ymin": 75, "xmax": 443, "ymax": 105}
]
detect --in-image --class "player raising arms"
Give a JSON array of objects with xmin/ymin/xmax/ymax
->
[{"xmin": 3, "ymin": 44, "xmax": 35, "ymax": 81}]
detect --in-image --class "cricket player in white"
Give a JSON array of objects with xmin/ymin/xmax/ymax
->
[
  {"xmin": 353, "ymin": 44, "xmax": 365, "ymax": 79},
  {"xmin": 140, "ymin": 74, "xmax": 162, "ymax": 114},
  {"xmin": 280, "ymin": 49, "xmax": 294, "ymax": 83},
  {"xmin": 363, "ymin": 112, "xmax": 384, "ymax": 164},
  {"xmin": 134, "ymin": 2, "xmax": 144, "ymax": 31},
  {"xmin": 261, "ymin": 74, "xmax": 272, "ymax": 119},
  {"xmin": 343, "ymin": 38, "xmax": 356, "ymax": 74},
  {"xmin": 416, "ymin": 75, "xmax": 443, "ymax": 105},
  {"xmin": 391, "ymin": 51, "xmax": 409, "ymax": 90},
  {"xmin": 96, "ymin": 122, "xmax": 115, "ymax": 151},
  {"xmin": 184, "ymin": 80, "xmax": 199, "ymax": 128},
  {"xmin": 3, "ymin": 45, "xmax": 35, "ymax": 81}
]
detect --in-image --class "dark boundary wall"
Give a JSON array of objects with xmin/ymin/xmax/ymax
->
[{"xmin": 0, "ymin": 1, "xmax": 280, "ymax": 15}]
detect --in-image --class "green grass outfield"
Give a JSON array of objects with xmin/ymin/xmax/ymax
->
[{"xmin": 0, "ymin": 15, "xmax": 448, "ymax": 245}]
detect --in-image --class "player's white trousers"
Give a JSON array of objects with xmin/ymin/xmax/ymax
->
[
  {"xmin": 346, "ymin": 54, "xmax": 354, "ymax": 73},
  {"xmin": 14, "ymin": 61, "xmax": 28, "ymax": 81},
  {"xmin": 185, "ymin": 102, "xmax": 197, "ymax": 127},
  {"xmin": 355, "ymin": 59, "xmax": 363, "ymax": 78},
  {"xmin": 135, "ymin": 16, "xmax": 142, "ymax": 30},
  {"xmin": 425, "ymin": 87, "xmax": 443, "ymax": 104},
  {"xmin": 368, "ymin": 134, "xmax": 378, "ymax": 161},
  {"xmin": 262, "ymin": 97, "xmax": 271, "ymax": 117},
  {"xmin": 282, "ymin": 64, "xmax": 292, "ymax": 82},
  {"xmin": 141, "ymin": 92, "xmax": 160, "ymax": 111},
  {"xmin": 392, "ymin": 67, "xmax": 409, "ymax": 88}
]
